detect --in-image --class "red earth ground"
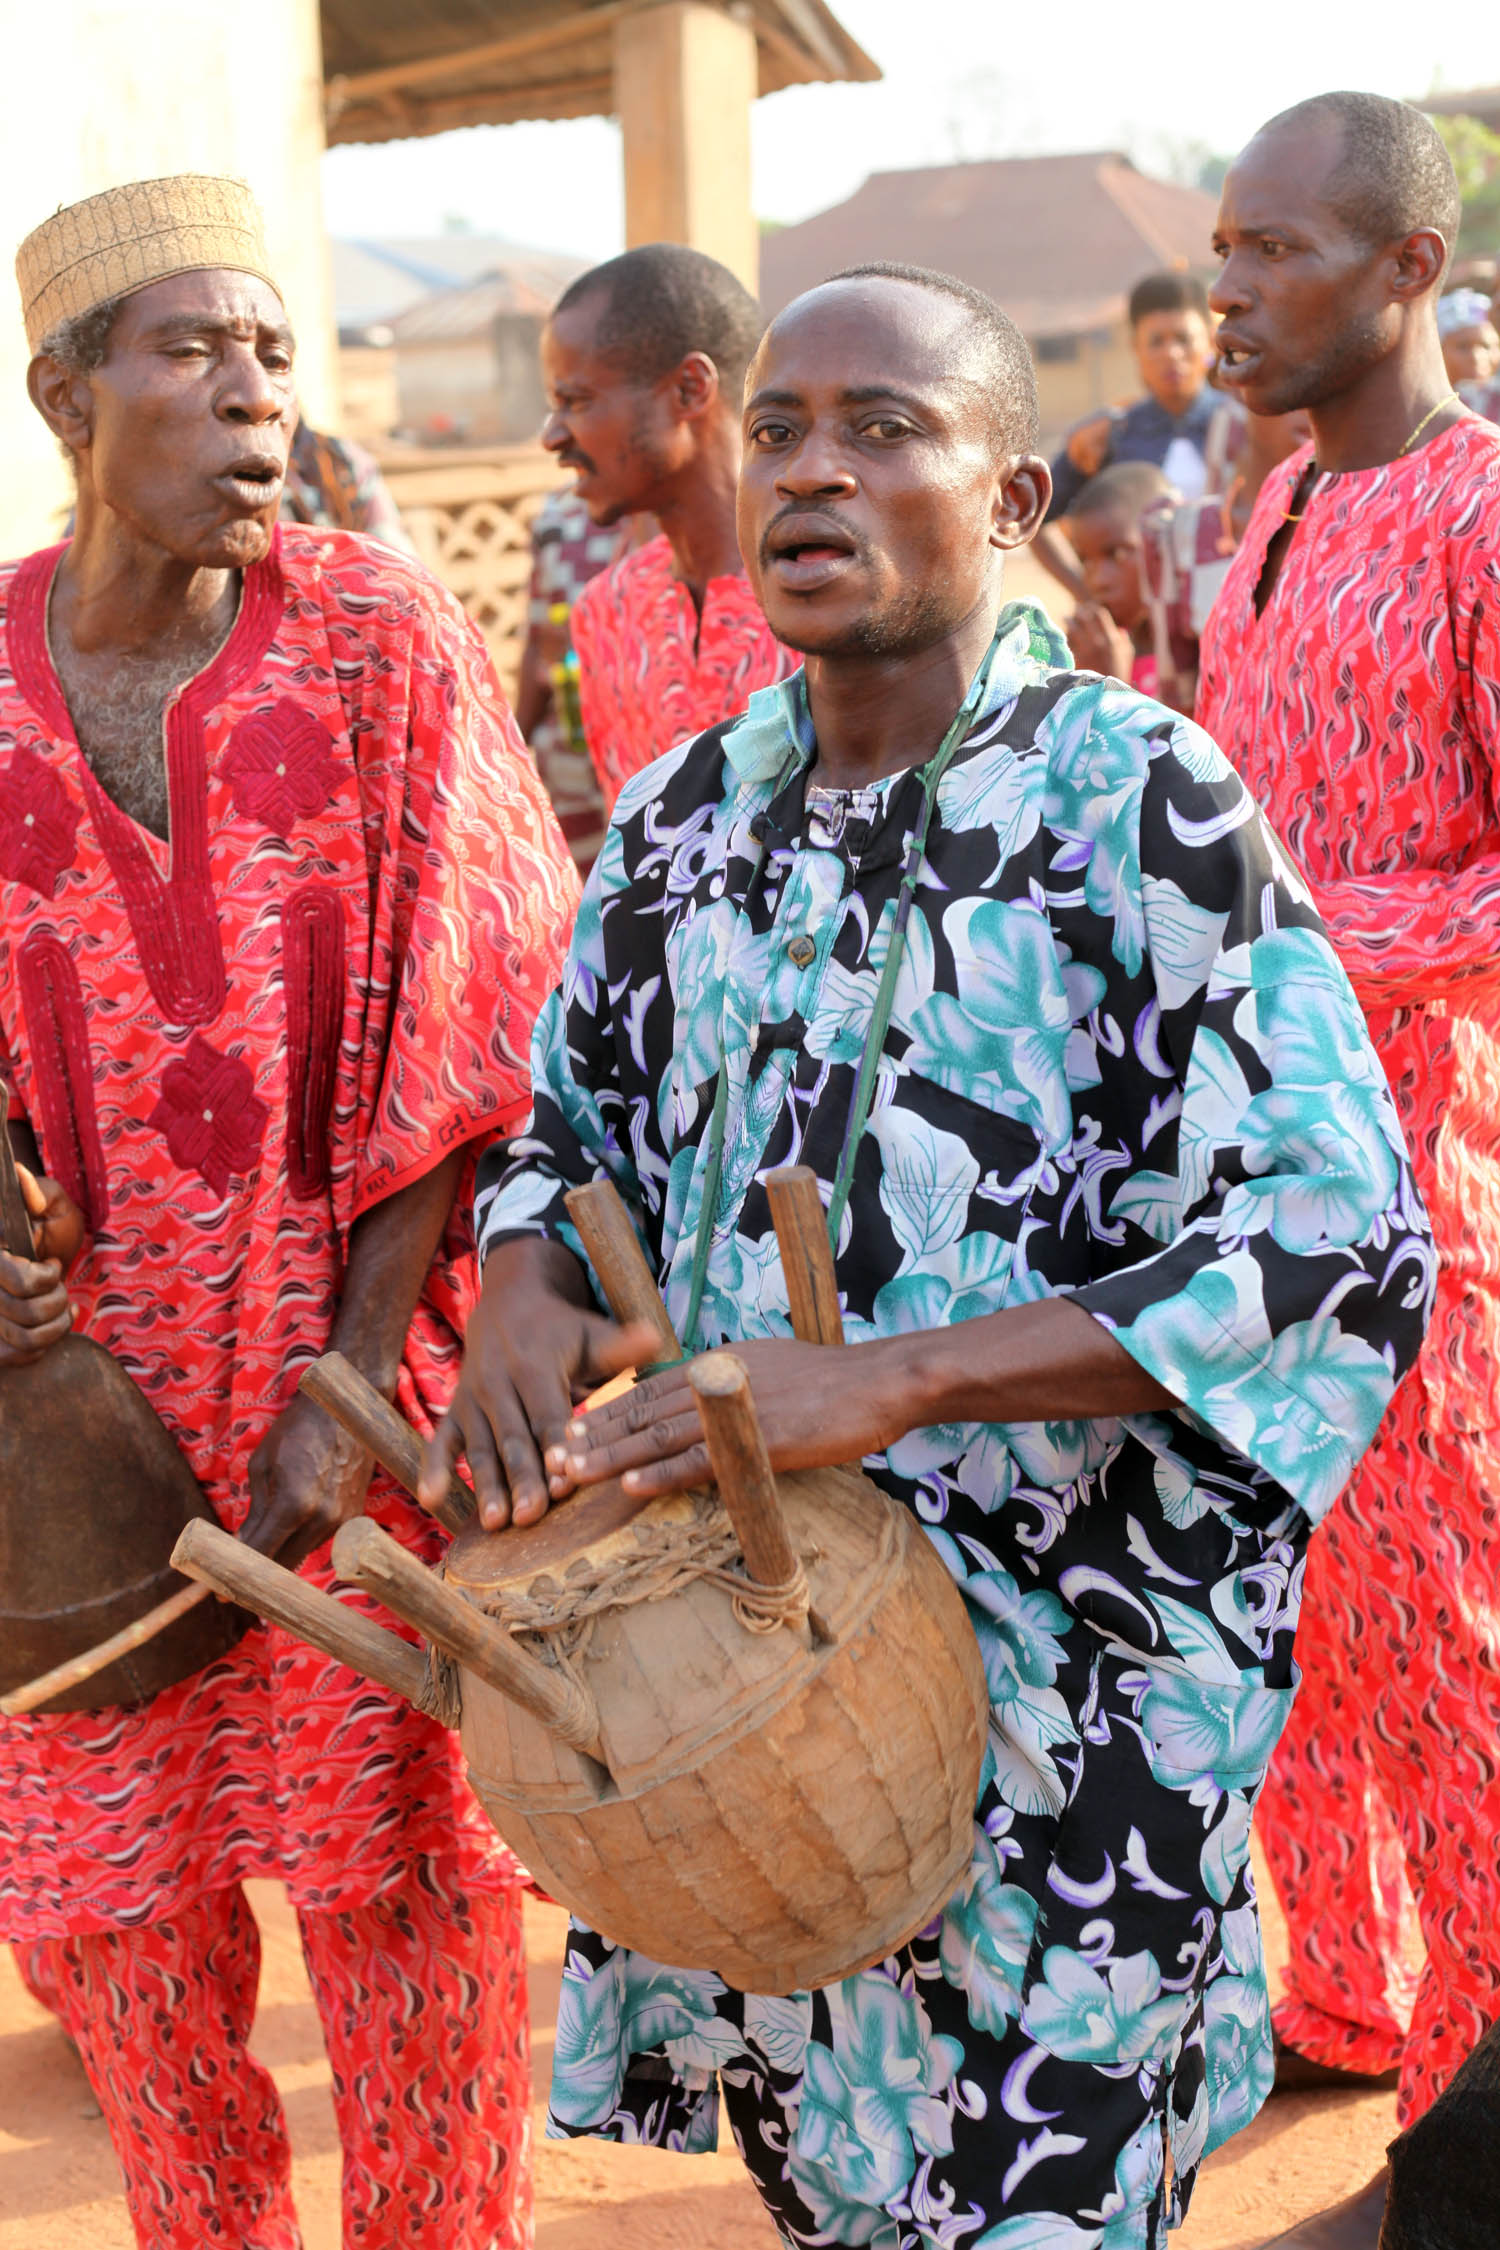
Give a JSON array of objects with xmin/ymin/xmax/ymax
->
[{"xmin": 0, "ymin": 1849, "xmax": 1398, "ymax": 2250}]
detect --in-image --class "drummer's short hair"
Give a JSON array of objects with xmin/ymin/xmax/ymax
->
[{"xmin": 826, "ymin": 261, "xmax": 1040, "ymax": 455}]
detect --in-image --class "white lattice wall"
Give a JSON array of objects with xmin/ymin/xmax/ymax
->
[{"xmin": 376, "ymin": 445, "xmax": 569, "ymax": 702}]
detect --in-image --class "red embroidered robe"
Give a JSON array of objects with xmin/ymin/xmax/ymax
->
[{"xmin": 0, "ymin": 525, "xmax": 579, "ymax": 1938}]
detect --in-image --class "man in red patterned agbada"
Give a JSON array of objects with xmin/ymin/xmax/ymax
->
[
  {"xmin": 0, "ymin": 177, "xmax": 579, "ymax": 2248},
  {"xmin": 1199, "ymin": 95, "xmax": 1500, "ymax": 2250},
  {"xmin": 541, "ymin": 244, "xmax": 796, "ymax": 813}
]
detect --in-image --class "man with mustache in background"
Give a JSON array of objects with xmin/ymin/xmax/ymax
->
[
  {"xmin": 1199, "ymin": 90, "xmax": 1500, "ymax": 2250},
  {"xmin": 542, "ymin": 243, "xmax": 797, "ymax": 813}
]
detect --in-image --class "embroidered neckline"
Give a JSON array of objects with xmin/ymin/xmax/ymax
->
[{"xmin": 7, "ymin": 530, "xmax": 287, "ymax": 1027}]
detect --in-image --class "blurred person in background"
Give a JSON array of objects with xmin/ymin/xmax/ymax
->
[
  {"xmin": 1140, "ymin": 405, "xmax": 1312, "ymax": 710},
  {"xmin": 513, "ymin": 485, "xmax": 633, "ymax": 873},
  {"xmin": 1036, "ymin": 271, "xmax": 1226, "ymax": 597},
  {"xmin": 1437, "ymin": 286, "xmax": 1500, "ymax": 398},
  {"xmin": 1060, "ymin": 458, "xmax": 1172, "ymax": 690},
  {"xmin": 281, "ymin": 413, "xmax": 414, "ymax": 549},
  {"xmin": 540, "ymin": 243, "xmax": 796, "ymax": 814}
]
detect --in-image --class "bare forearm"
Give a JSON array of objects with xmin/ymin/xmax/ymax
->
[
  {"xmin": 563, "ymin": 1295, "xmax": 1180, "ymax": 1504},
  {"xmin": 482, "ymin": 1230, "xmax": 596, "ymax": 1311},
  {"xmin": 331, "ymin": 1148, "xmax": 467, "ymax": 1394},
  {"xmin": 892, "ymin": 1294, "xmax": 1174, "ymax": 1430}
]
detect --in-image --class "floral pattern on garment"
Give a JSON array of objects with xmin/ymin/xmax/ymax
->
[
  {"xmin": 477, "ymin": 600, "xmax": 1431, "ymax": 2245},
  {"xmin": 25, "ymin": 1857, "xmax": 532, "ymax": 2249}
]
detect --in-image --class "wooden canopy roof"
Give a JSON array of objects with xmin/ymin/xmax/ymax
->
[{"xmin": 321, "ymin": 0, "xmax": 880, "ymax": 147}]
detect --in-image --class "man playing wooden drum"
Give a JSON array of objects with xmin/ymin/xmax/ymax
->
[
  {"xmin": 428, "ymin": 264, "xmax": 1432, "ymax": 2246},
  {"xmin": 0, "ymin": 176, "xmax": 577, "ymax": 2247}
]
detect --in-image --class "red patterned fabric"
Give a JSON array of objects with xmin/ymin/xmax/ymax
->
[
  {"xmin": 0, "ymin": 743, "xmax": 78, "ymax": 894},
  {"xmin": 1198, "ymin": 413, "xmax": 1500, "ymax": 2121},
  {"xmin": 0, "ymin": 524, "xmax": 579, "ymax": 1942},
  {"xmin": 570, "ymin": 532, "xmax": 797, "ymax": 812},
  {"xmin": 27, "ymin": 1858, "xmax": 532, "ymax": 2248},
  {"xmin": 1257, "ymin": 1388, "xmax": 1500, "ymax": 2121},
  {"xmin": 222, "ymin": 697, "xmax": 342, "ymax": 830}
]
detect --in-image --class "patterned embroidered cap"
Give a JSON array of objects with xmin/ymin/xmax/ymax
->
[{"xmin": 16, "ymin": 174, "xmax": 278, "ymax": 352}]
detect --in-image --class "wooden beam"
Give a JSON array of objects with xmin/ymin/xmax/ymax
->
[
  {"xmin": 328, "ymin": 75, "xmax": 616, "ymax": 146},
  {"xmin": 763, "ymin": 0, "xmax": 880, "ymax": 81},
  {"xmin": 761, "ymin": 0, "xmax": 846, "ymax": 80},
  {"xmin": 614, "ymin": 1, "xmax": 759, "ymax": 290},
  {"xmin": 326, "ymin": 2, "xmax": 630, "ymax": 111}
]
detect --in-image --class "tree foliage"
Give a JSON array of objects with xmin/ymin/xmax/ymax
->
[{"xmin": 1432, "ymin": 113, "xmax": 1500, "ymax": 258}]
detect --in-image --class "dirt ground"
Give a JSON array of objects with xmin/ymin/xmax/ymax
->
[{"xmin": 0, "ymin": 1845, "xmax": 1397, "ymax": 2250}]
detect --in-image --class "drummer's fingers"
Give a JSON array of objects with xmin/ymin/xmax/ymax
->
[
  {"xmin": 418, "ymin": 1409, "xmax": 470, "ymax": 1516},
  {"xmin": 542, "ymin": 1316, "xmax": 663, "ymax": 1476},
  {"xmin": 564, "ymin": 1367, "xmax": 694, "ymax": 1447},
  {"xmin": 561, "ymin": 1407, "xmax": 704, "ymax": 1488},
  {"xmin": 484, "ymin": 1373, "xmax": 559, "ymax": 1529},
  {"xmin": 621, "ymin": 1442, "xmax": 713, "ymax": 1499},
  {"xmin": 432, "ymin": 1395, "xmax": 515, "ymax": 1531},
  {"xmin": 577, "ymin": 1316, "xmax": 663, "ymax": 1390},
  {"xmin": 465, "ymin": 1410, "xmax": 516, "ymax": 1531}
]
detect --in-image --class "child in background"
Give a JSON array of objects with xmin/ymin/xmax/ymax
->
[
  {"xmin": 1438, "ymin": 287, "xmax": 1500, "ymax": 397},
  {"xmin": 1141, "ymin": 406, "xmax": 1313, "ymax": 712},
  {"xmin": 1035, "ymin": 272, "xmax": 1228, "ymax": 597},
  {"xmin": 1062, "ymin": 460, "xmax": 1172, "ymax": 693}
]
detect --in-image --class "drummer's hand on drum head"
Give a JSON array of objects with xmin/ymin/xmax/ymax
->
[
  {"xmin": 420, "ymin": 1235, "xmax": 660, "ymax": 1531},
  {"xmin": 0, "ymin": 1168, "xmax": 84, "ymax": 1366},
  {"xmin": 558, "ymin": 1335, "xmax": 909, "ymax": 1499}
]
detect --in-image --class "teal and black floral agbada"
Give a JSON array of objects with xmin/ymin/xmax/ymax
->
[{"xmin": 477, "ymin": 602, "xmax": 1432, "ymax": 2247}]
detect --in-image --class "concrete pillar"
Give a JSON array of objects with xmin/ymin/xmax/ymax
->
[
  {"xmin": 0, "ymin": 0, "xmax": 337, "ymax": 560},
  {"xmin": 613, "ymin": 1, "xmax": 759, "ymax": 294}
]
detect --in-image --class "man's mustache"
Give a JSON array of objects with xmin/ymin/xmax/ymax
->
[{"xmin": 757, "ymin": 506, "xmax": 871, "ymax": 570}]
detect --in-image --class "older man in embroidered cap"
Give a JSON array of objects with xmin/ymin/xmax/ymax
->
[{"xmin": 0, "ymin": 175, "xmax": 577, "ymax": 2247}]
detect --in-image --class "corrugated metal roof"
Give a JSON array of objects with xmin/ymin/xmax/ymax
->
[
  {"xmin": 320, "ymin": 0, "xmax": 879, "ymax": 148},
  {"xmin": 759, "ymin": 153, "xmax": 1219, "ymax": 339}
]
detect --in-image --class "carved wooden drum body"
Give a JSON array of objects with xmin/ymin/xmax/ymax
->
[
  {"xmin": 173, "ymin": 1172, "xmax": 989, "ymax": 1996},
  {"xmin": 446, "ymin": 1467, "xmax": 987, "ymax": 1992}
]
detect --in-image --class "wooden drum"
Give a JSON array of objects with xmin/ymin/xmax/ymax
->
[{"xmin": 175, "ymin": 1171, "xmax": 988, "ymax": 1994}]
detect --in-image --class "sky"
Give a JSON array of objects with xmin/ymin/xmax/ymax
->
[{"xmin": 321, "ymin": 0, "xmax": 1500, "ymax": 259}]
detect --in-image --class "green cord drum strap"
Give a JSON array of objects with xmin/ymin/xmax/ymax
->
[{"xmin": 676, "ymin": 631, "xmax": 1002, "ymax": 1355}]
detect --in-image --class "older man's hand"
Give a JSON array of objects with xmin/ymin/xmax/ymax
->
[
  {"xmin": 0, "ymin": 1167, "xmax": 86, "ymax": 1367},
  {"xmin": 239, "ymin": 1392, "xmax": 375, "ymax": 1570}
]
